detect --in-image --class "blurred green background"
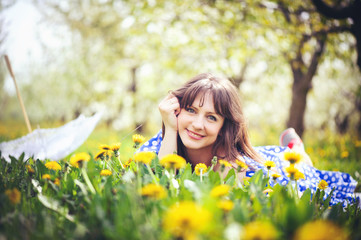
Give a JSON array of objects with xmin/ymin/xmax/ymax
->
[{"xmin": 0, "ymin": 0, "xmax": 360, "ymax": 179}]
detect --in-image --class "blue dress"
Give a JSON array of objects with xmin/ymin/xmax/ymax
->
[{"xmin": 138, "ymin": 130, "xmax": 359, "ymax": 206}]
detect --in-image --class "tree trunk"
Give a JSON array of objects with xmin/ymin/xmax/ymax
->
[
  {"xmin": 286, "ymin": 36, "xmax": 326, "ymax": 137},
  {"xmin": 287, "ymin": 68, "xmax": 310, "ymax": 137},
  {"xmin": 230, "ymin": 60, "xmax": 250, "ymax": 88},
  {"xmin": 355, "ymin": 87, "xmax": 361, "ymax": 138},
  {"xmin": 130, "ymin": 66, "xmax": 145, "ymax": 133}
]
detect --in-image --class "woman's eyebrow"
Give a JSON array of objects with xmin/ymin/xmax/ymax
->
[
  {"xmin": 189, "ymin": 104, "xmax": 219, "ymax": 115},
  {"xmin": 206, "ymin": 111, "xmax": 218, "ymax": 115},
  {"xmin": 204, "ymin": 109, "xmax": 220, "ymax": 116}
]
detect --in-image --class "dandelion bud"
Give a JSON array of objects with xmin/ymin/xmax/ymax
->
[{"xmin": 211, "ymin": 156, "xmax": 218, "ymax": 166}]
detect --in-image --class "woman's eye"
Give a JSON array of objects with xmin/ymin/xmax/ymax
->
[
  {"xmin": 208, "ymin": 115, "xmax": 217, "ymax": 121},
  {"xmin": 186, "ymin": 107, "xmax": 195, "ymax": 113}
]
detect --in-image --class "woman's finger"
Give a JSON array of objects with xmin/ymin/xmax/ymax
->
[
  {"xmin": 169, "ymin": 96, "xmax": 179, "ymax": 104},
  {"xmin": 175, "ymin": 108, "xmax": 181, "ymax": 117}
]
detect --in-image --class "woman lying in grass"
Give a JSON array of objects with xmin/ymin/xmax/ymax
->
[{"xmin": 139, "ymin": 73, "xmax": 358, "ymax": 206}]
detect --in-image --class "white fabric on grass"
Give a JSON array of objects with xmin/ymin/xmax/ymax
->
[{"xmin": 0, "ymin": 112, "xmax": 102, "ymax": 162}]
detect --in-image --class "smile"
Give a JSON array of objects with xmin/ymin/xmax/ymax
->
[{"xmin": 186, "ymin": 129, "xmax": 204, "ymax": 140}]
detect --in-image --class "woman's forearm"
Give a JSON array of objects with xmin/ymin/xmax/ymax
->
[{"xmin": 158, "ymin": 129, "xmax": 178, "ymax": 159}]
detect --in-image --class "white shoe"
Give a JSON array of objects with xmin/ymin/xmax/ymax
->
[
  {"xmin": 279, "ymin": 128, "xmax": 304, "ymax": 150},
  {"xmin": 280, "ymin": 128, "xmax": 313, "ymax": 166}
]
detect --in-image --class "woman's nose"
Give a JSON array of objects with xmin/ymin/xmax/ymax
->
[{"xmin": 192, "ymin": 116, "xmax": 204, "ymax": 129}]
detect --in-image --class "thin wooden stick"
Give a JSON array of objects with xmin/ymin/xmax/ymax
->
[{"xmin": 4, "ymin": 55, "xmax": 32, "ymax": 133}]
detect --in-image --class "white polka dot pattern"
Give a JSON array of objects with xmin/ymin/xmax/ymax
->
[{"xmin": 138, "ymin": 130, "xmax": 359, "ymax": 206}]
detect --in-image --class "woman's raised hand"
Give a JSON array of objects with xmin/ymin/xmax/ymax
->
[
  {"xmin": 158, "ymin": 93, "xmax": 180, "ymax": 132},
  {"xmin": 158, "ymin": 93, "xmax": 180, "ymax": 158}
]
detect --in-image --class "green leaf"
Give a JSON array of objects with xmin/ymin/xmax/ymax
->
[
  {"xmin": 159, "ymin": 174, "xmax": 168, "ymax": 186},
  {"xmin": 250, "ymin": 170, "xmax": 265, "ymax": 185},
  {"xmin": 300, "ymin": 188, "xmax": 312, "ymax": 204},
  {"xmin": 323, "ymin": 187, "xmax": 335, "ymax": 209},
  {"xmin": 208, "ymin": 170, "xmax": 221, "ymax": 185},
  {"xmin": 225, "ymin": 174, "xmax": 235, "ymax": 186},
  {"xmin": 179, "ymin": 164, "xmax": 193, "ymax": 183},
  {"xmin": 224, "ymin": 168, "xmax": 236, "ymax": 185}
]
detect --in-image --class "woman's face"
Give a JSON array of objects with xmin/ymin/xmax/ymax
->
[{"xmin": 177, "ymin": 92, "xmax": 225, "ymax": 152}]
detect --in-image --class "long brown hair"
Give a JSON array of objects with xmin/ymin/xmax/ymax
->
[{"xmin": 162, "ymin": 73, "xmax": 263, "ymax": 164}]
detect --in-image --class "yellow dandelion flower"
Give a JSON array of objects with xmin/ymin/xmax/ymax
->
[
  {"xmin": 284, "ymin": 151, "xmax": 302, "ymax": 164},
  {"xmin": 264, "ymin": 160, "xmax": 276, "ymax": 170},
  {"xmin": 111, "ymin": 142, "xmax": 121, "ymax": 157},
  {"xmin": 163, "ymin": 201, "xmax": 211, "ymax": 239},
  {"xmin": 100, "ymin": 169, "xmax": 112, "ymax": 176},
  {"xmin": 218, "ymin": 159, "xmax": 232, "ymax": 168},
  {"xmin": 243, "ymin": 177, "xmax": 251, "ymax": 182},
  {"xmin": 99, "ymin": 144, "xmax": 112, "ymax": 151},
  {"xmin": 94, "ymin": 150, "xmax": 105, "ymax": 161},
  {"xmin": 235, "ymin": 159, "xmax": 248, "ymax": 171},
  {"xmin": 94, "ymin": 150, "xmax": 109, "ymax": 161},
  {"xmin": 160, "ymin": 154, "xmax": 186, "ymax": 169},
  {"xmin": 271, "ymin": 173, "xmax": 281, "ymax": 180},
  {"xmin": 53, "ymin": 178, "xmax": 60, "ymax": 186},
  {"xmin": 242, "ymin": 221, "xmax": 278, "ymax": 240},
  {"xmin": 5, "ymin": 188, "xmax": 21, "ymax": 205},
  {"xmin": 195, "ymin": 163, "xmax": 208, "ymax": 176},
  {"xmin": 70, "ymin": 152, "xmax": 90, "ymax": 168},
  {"xmin": 140, "ymin": 183, "xmax": 167, "ymax": 200},
  {"xmin": 217, "ymin": 199, "xmax": 234, "ymax": 212},
  {"xmin": 319, "ymin": 149, "xmax": 326, "ymax": 157},
  {"xmin": 42, "ymin": 174, "xmax": 51, "ymax": 180},
  {"xmin": 210, "ymin": 184, "xmax": 231, "ymax": 198},
  {"xmin": 45, "ymin": 161, "xmax": 61, "ymax": 171},
  {"xmin": 355, "ymin": 140, "xmax": 361, "ymax": 147},
  {"xmin": 285, "ymin": 165, "xmax": 299, "ymax": 180},
  {"xmin": 341, "ymin": 151, "xmax": 349, "ymax": 158},
  {"xmin": 293, "ymin": 220, "xmax": 348, "ymax": 240},
  {"xmin": 111, "ymin": 142, "xmax": 121, "ymax": 151},
  {"xmin": 318, "ymin": 179, "xmax": 328, "ymax": 190},
  {"xmin": 132, "ymin": 134, "xmax": 145, "ymax": 144},
  {"xmin": 306, "ymin": 147, "xmax": 313, "ymax": 154},
  {"xmin": 26, "ymin": 164, "xmax": 35, "ymax": 173},
  {"xmin": 263, "ymin": 188, "xmax": 274, "ymax": 194},
  {"xmin": 133, "ymin": 151, "xmax": 156, "ymax": 165},
  {"xmin": 294, "ymin": 171, "xmax": 305, "ymax": 181},
  {"xmin": 125, "ymin": 158, "xmax": 133, "ymax": 167}
]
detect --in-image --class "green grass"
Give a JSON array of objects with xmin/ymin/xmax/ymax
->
[
  {"xmin": 1, "ymin": 121, "xmax": 360, "ymax": 240},
  {"xmin": 1, "ymin": 120, "xmax": 360, "ymax": 181}
]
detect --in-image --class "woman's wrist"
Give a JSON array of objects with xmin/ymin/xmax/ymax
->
[
  {"xmin": 163, "ymin": 122, "xmax": 177, "ymax": 133},
  {"xmin": 163, "ymin": 127, "xmax": 177, "ymax": 137},
  {"xmin": 158, "ymin": 129, "xmax": 178, "ymax": 158}
]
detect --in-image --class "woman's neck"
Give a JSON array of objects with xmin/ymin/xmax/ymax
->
[{"xmin": 185, "ymin": 146, "xmax": 224, "ymax": 167}]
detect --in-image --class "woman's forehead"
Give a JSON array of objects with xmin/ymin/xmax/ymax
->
[
  {"xmin": 191, "ymin": 92, "xmax": 225, "ymax": 116},
  {"xmin": 192, "ymin": 91, "xmax": 213, "ymax": 106},
  {"xmin": 182, "ymin": 84, "xmax": 229, "ymax": 117}
]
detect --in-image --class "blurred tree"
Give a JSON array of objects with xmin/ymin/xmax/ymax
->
[
  {"xmin": 312, "ymin": 0, "xmax": 361, "ymax": 137},
  {"xmin": 312, "ymin": 0, "xmax": 361, "ymax": 71},
  {"xmin": 248, "ymin": 0, "xmax": 354, "ymax": 137},
  {"xmin": 0, "ymin": 1, "xmax": 15, "ymax": 121},
  {"xmin": 0, "ymin": 61, "xmax": 7, "ymax": 121},
  {"xmin": 2, "ymin": 0, "xmax": 358, "ymax": 137},
  {"xmin": 32, "ymin": 0, "xmax": 163, "ymax": 131},
  {"xmin": 32, "ymin": 0, "xmax": 253, "ymax": 131}
]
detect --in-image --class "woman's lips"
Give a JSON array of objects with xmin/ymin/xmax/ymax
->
[{"xmin": 186, "ymin": 129, "xmax": 204, "ymax": 140}]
